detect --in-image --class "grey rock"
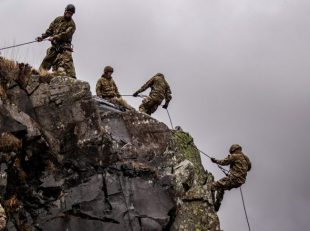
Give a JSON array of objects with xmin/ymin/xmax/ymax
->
[{"xmin": 0, "ymin": 72, "xmax": 220, "ymax": 230}]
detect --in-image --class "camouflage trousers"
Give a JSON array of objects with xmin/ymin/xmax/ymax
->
[
  {"xmin": 209, "ymin": 176, "xmax": 243, "ymax": 211},
  {"xmin": 211, "ymin": 175, "xmax": 243, "ymax": 191},
  {"xmin": 138, "ymin": 96, "xmax": 162, "ymax": 115},
  {"xmin": 0, "ymin": 85, "xmax": 6, "ymax": 101},
  {"xmin": 108, "ymin": 97, "xmax": 134, "ymax": 110},
  {"xmin": 39, "ymin": 46, "xmax": 76, "ymax": 78},
  {"xmin": 0, "ymin": 203, "xmax": 6, "ymax": 231}
]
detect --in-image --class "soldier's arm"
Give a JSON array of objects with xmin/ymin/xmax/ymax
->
[
  {"xmin": 136, "ymin": 77, "xmax": 154, "ymax": 94},
  {"xmin": 165, "ymin": 84, "xmax": 172, "ymax": 104},
  {"xmin": 216, "ymin": 155, "xmax": 233, "ymax": 166},
  {"xmin": 113, "ymin": 81, "xmax": 121, "ymax": 97},
  {"xmin": 53, "ymin": 24, "xmax": 76, "ymax": 42},
  {"xmin": 246, "ymin": 156, "xmax": 252, "ymax": 171},
  {"xmin": 41, "ymin": 17, "xmax": 59, "ymax": 39},
  {"xmin": 95, "ymin": 80, "xmax": 102, "ymax": 97}
]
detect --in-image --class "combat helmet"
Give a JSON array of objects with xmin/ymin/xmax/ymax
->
[
  {"xmin": 65, "ymin": 4, "xmax": 75, "ymax": 14},
  {"xmin": 229, "ymin": 144, "xmax": 242, "ymax": 154},
  {"xmin": 104, "ymin": 66, "xmax": 114, "ymax": 73}
]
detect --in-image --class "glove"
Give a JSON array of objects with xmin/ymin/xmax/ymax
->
[
  {"xmin": 162, "ymin": 103, "xmax": 169, "ymax": 109},
  {"xmin": 36, "ymin": 37, "xmax": 43, "ymax": 42},
  {"xmin": 133, "ymin": 92, "xmax": 139, "ymax": 97},
  {"xmin": 211, "ymin": 157, "xmax": 217, "ymax": 163}
]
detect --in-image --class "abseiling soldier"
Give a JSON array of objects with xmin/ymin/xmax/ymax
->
[
  {"xmin": 133, "ymin": 73, "xmax": 172, "ymax": 115},
  {"xmin": 208, "ymin": 144, "xmax": 252, "ymax": 211}
]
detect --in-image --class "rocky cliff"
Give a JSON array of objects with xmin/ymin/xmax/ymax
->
[{"xmin": 0, "ymin": 58, "xmax": 220, "ymax": 231}]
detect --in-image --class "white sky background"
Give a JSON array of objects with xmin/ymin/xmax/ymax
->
[{"xmin": 1, "ymin": 0, "xmax": 310, "ymax": 230}]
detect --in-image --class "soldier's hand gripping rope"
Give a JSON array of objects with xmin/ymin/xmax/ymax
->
[{"xmin": 196, "ymin": 148, "xmax": 229, "ymax": 175}]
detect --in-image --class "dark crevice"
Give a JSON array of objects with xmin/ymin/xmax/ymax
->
[{"xmin": 163, "ymin": 205, "xmax": 177, "ymax": 231}]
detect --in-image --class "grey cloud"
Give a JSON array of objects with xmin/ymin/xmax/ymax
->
[{"xmin": 1, "ymin": 0, "xmax": 310, "ymax": 230}]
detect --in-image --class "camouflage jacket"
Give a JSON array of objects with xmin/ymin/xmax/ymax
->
[
  {"xmin": 96, "ymin": 75, "xmax": 120, "ymax": 99},
  {"xmin": 42, "ymin": 16, "xmax": 76, "ymax": 46},
  {"xmin": 136, "ymin": 75, "xmax": 172, "ymax": 103},
  {"xmin": 215, "ymin": 152, "xmax": 251, "ymax": 184}
]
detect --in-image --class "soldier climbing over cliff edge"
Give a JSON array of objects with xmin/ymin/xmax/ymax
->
[
  {"xmin": 36, "ymin": 4, "xmax": 76, "ymax": 78},
  {"xmin": 96, "ymin": 66, "xmax": 134, "ymax": 110},
  {"xmin": 133, "ymin": 73, "xmax": 172, "ymax": 115},
  {"xmin": 208, "ymin": 144, "xmax": 252, "ymax": 211}
]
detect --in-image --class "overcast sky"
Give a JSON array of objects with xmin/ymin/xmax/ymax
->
[{"xmin": 1, "ymin": 0, "xmax": 310, "ymax": 230}]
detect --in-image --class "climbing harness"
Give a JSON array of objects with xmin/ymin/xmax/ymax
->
[{"xmin": 0, "ymin": 40, "xmax": 46, "ymax": 51}]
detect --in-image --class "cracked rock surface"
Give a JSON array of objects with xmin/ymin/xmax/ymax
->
[{"xmin": 0, "ymin": 60, "xmax": 220, "ymax": 230}]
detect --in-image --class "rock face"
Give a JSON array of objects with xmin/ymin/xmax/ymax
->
[{"xmin": 0, "ymin": 60, "xmax": 220, "ymax": 231}]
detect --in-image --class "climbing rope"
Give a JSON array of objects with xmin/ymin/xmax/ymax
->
[
  {"xmin": 196, "ymin": 147, "xmax": 229, "ymax": 175},
  {"xmin": 0, "ymin": 40, "xmax": 45, "ymax": 51},
  {"xmin": 121, "ymin": 94, "xmax": 148, "ymax": 98},
  {"xmin": 240, "ymin": 187, "xmax": 251, "ymax": 231},
  {"xmin": 165, "ymin": 108, "xmax": 174, "ymax": 130}
]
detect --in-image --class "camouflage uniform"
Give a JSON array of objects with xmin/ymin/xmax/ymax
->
[
  {"xmin": 96, "ymin": 74, "xmax": 133, "ymax": 110},
  {"xmin": 39, "ymin": 16, "xmax": 76, "ymax": 78},
  {"xmin": 0, "ymin": 85, "xmax": 6, "ymax": 101},
  {"xmin": 209, "ymin": 150, "xmax": 251, "ymax": 211},
  {"xmin": 134, "ymin": 73, "xmax": 172, "ymax": 115},
  {"xmin": 0, "ymin": 204, "xmax": 6, "ymax": 231}
]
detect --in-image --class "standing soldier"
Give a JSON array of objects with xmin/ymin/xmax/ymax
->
[
  {"xmin": 133, "ymin": 73, "xmax": 172, "ymax": 115},
  {"xmin": 36, "ymin": 4, "xmax": 76, "ymax": 78},
  {"xmin": 208, "ymin": 144, "xmax": 252, "ymax": 211},
  {"xmin": 96, "ymin": 66, "xmax": 133, "ymax": 110}
]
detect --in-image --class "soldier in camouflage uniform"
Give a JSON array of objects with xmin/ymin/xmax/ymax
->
[
  {"xmin": 96, "ymin": 66, "xmax": 133, "ymax": 110},
  {"xmin": 208, "ymin": 144, "xmax": 251, "ymax": 211},
  {"xmin": 133, "ymin": 73, "xmax": 172, "ymax": 115},
  {"xmin": 36, "ymin": 4, "xmax": 76, "ymax": 78}
]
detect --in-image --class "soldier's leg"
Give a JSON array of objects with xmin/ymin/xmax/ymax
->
[
  {"xmin": 139, "ymin": 97, "xmax": 151, "ymax": 114},
  {"xmin": 210, "ymin": 176, "xmax": 242, "ymax": 211},
  {"xmin": 208, "ymin": 176, "xmax": 232, "ymax": 211},
  {"xmin": 111, "ymin": 97, "xmax": 135, "ymax": 110},
  {"xmin": 210, "ymin": 176, "xmax": 232, "ymax": 191},
  {"xmin": 0, "ymin": 203, "xmax": 6, "ymax": 231},
  {"xmin": 139, "ymin": 97, "xmax": 159, "ymax": 115},
  {"xmin": 53, "ymin": 50, "xmax": 76, "ymax": 78},
  {"xmin": 39, "ymin": 47, "xmax": 58, "ymax": 74},
  {"xmin": 214, "ymin": 189, "xmax": 225, "ymax": 211}
]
